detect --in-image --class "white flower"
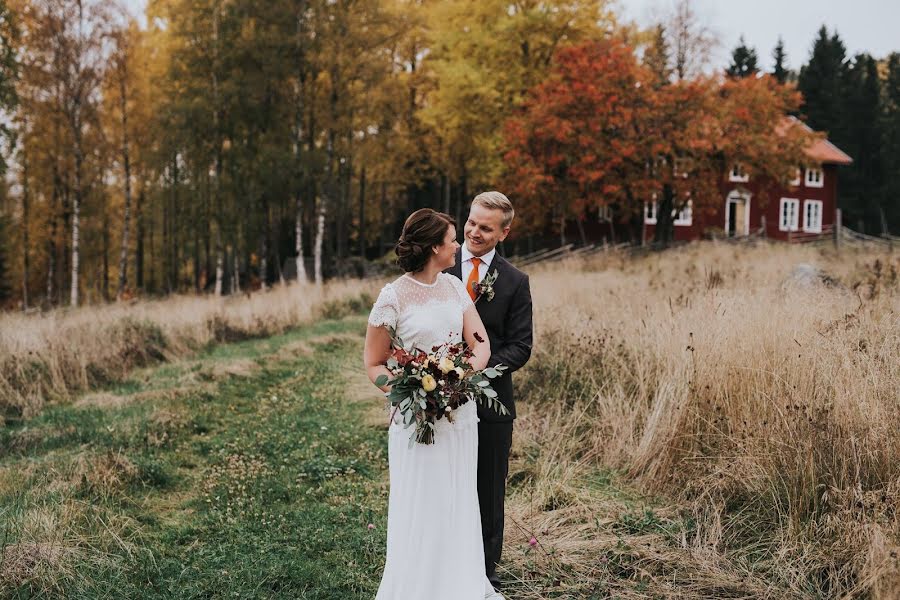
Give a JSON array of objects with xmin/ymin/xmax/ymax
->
[
  {"xmin": 454, "ymin": 366, "xmax": 465, "ymax": 378},
  {"xmin": 438, "ymin": 357, "xmax": 455, "ymax": 374}
]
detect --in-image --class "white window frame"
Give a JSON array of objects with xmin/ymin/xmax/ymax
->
[
  {"xmin": 805, "ymin": 167, "xmax": 824, "ymax": 188},
  {"xmin": 673, "ymin": 199, "xmax": 693, "ymax": 226},
  {"xmin": 598, "ymin": 205, "xmax": 612, "ymax": 222},
  {"xmin": 729, "ymin": 163, "xmax": 749, "ymax": 183},
  {"xmin": 644, "ymin": 201, "xmax": 657, "ymax": 224},
  {"xmin": 789, "ymin": 168, "xmax": 801, "ymax": 186},
  {"xmin": 803, "ymin": 200, "xmax": 823, "ymax": 233},
  {"xmin": 779, "ymin": 198, "xmax": 800, "ymax": 232}
]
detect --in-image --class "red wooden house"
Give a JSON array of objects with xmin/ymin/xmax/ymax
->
[{"xmin": 642, "ymin": 118, "xmax": 853, "ymax": 243}]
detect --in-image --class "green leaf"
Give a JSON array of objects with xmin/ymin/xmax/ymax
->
[{"xmin": 375, "ymin": 374, "xmax": 388, "ymax": 387}]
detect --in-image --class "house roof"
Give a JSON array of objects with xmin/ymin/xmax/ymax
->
[{"xmin": 782, "ymin": 116, "xmax": 854, "ymax": 166}]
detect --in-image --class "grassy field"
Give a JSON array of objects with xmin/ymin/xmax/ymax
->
[
  {"xmin": 512, "ymin": 241, "xmax": 900, "ymax": 598},
  {"xmin": 0, "ymin": 309, "xmax": 703, "ymax": 599},
  {"xmin": 2, "ymin": 240, "xmax": 899, "ymax": 598},
  {"xmin": 0, "ymin": 315, "xmax": 393, "ymax": 598}
]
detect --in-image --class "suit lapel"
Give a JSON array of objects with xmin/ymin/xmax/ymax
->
[
  {"xmin": 485, "ymin": 252, "xmax": 502, "ymax": 277},
  {"xmin": 450, "ymin": 248, "xmax": 463, "ymax": 280}
]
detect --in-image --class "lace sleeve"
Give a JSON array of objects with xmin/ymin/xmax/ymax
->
[
  {"xmin": 447, "ymin": 273, "xmax": 475, "ymax": 311},
  {"xmin": 368, "ymin": 283, "xmax": 399, "ymax": 329}
]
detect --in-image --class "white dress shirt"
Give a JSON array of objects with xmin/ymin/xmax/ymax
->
[{"xmin": 461, "ymin": 245, "xmax": 495, "ymax": 286}]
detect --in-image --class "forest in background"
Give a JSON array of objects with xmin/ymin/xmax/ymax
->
[{"xmin": 0, "ymin": 0, "xmax": 896, "ymax": 309}]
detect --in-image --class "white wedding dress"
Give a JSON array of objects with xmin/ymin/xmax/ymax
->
[{"xmin": 368, "ymin": 272, "xmax": 503, "ymax": 600}]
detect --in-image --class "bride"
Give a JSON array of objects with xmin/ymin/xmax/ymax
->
[{"xmin": 364, "ymin": 208, "xmax": 504, "ymax": 599}]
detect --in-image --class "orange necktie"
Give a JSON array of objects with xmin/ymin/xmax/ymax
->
[{"xmin": 466, "ymin": 257, "xmax": 482, "ymax": 301}]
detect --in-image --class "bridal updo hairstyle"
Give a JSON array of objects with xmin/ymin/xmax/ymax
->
[{"xmin": 395, "ymin": 208, "xmax": 456, "ymax": 273}]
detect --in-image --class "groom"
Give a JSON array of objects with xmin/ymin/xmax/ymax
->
[{"xmin": 446, "ymin": 191, "xmax": 533, "ymax": 591}]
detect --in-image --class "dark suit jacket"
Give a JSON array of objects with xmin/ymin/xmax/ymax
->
[{"xmin": 446, "ymin": 248, "xmax": 533, "ymax": 422}]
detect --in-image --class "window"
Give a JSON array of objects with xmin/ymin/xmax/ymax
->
[
  {"xmin": 729, "ymin": 163, "xmax": 749, "ymax": 183},
  {"xmin": 673, "ymin": 157, "xmax": 692, "ymax": 179},
  {"xmin": 779, "ymin": 198, "xmax": 800, "ymax": 231},
  {"xmin": 803, "ymin": 200, "xmax": 823, "ymax": 233},
  {"xmin": 644, "ymin": 201, "xmax": 657, "ymax": 224},
  {"xmin": 805, "ymin": 167, "xmax": 824, "ymax": 188},
  {"xmin": 789, "ymin": 168, "xmax": 801, "ymax": 186},
  {"xmin": 598, "ymin": 205, "xmax": 612, "ymax": 222},
  {"xmin": 673, "ymin": 200, "xmax": 693, "ymax": 226},
  {"xmin": 650, "ymin": 156, "xmax": 667, "ymax": 178}
]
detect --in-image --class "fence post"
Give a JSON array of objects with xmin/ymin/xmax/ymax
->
[{"xmin": 835, "ymin": 208, "xmax": 842, "ymax": 251}]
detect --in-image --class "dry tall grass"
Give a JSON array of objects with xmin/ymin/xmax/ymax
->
[
  {"xmin": 510, "ymin": 241, "xmax": 900, "ymax": 597},
  {"xmin": 0, "ymin": 279, "xmax": 378, "ymax": 421}
]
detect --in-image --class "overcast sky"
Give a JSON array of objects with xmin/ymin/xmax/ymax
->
[
  {"xmin": 123, "ymin": 0, "xmax": 898, "ymax": 71},
  {"xmin": 619, "ymin": 0, "xmax": 900, "ymax": 71}
]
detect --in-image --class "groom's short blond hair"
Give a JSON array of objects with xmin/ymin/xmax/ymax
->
[{"xmin": 472, "ymin": 191, "xmax": 515, "ymax": 229}]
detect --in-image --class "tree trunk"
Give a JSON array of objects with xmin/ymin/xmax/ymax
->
[
  {"xmin": 71, "ymin": 140, "xmax": 83, "ymax": 307},
  {"xmin": 314, "ymin": 123, "xmax": 336, "ymax": 285},
  {"xmin": 193, "ymin": 191, "xmax": 201, "ymax": 293},
  {"xmin": 379, "ymin": 181, "xmax": 387, "ymax": 255},
  {"xmin": 576, "ymin": 215, "xmax": 588, "ymax": 247},
  {"xmin": 204, "ymin": 171, "xmax": 211, "ymax": 289},
  {"xmin": 293, "ymin": 1, "xmax": 309, "ymax": 284},
  {"xmin": 213, "ymin": 0, "xmax": 225, "ymax": 297},
  {"xmin": 102, "ymin": 202, "xmax": 110, "ymax": 302},
  {"xmin": 654, "ymin": 184, "xmax": 676, "ymax": 247},
  {"xmin": 21, "ymin": 142, "xmax": 29, "ymax": 310},
  {"xmin": 275, "ymin": 213, "xmax": 286, "ymax": 286},
  {"xmin": 358, "ymin": 165, "xmax": 366, "ymax": 258},
  {"xmin": 136, "ymin": 185, "xmax": 145, "ymax": 291},
  {"xmin": 295, "ymin": 192, "xmax": 307, "ymax": 283},
  {"xmin": 338, "ymin": 154, "xmax": 349, "ymax": 260},
  {"xmin": 170, "ymin": 155, "xmax": 179, "ymax": 292},
  {"xmin": 258, "ymin": 194, "xmax": 269, "ymax": 291},
  {"xmin": 442, "ymin": 173, "xmax": 450, "ymax": 215},
  {"xmin": 148, "ymin": 198, "xmax": 155, "ymax": 291},
  {"xmin": 163, "ymin": 165, "xmax": 171, "ymax": 293},
  {"xmin": 314, "ymin": 196, "xmax": 326, "ymax": 285},
  {"xmin": 46, "ymin": 181, "xmax": 57, "ymax": 306},
  {"xmin": 116, "ymin": 64, "xmax": 133, "ymax": 301},
  {"xmin": 232, "ymin": 242, "xmax": 241, "ymax": 294},
  {"xmin": 461, "ymin": 172, "xmax": 468, "ymax": 224}
]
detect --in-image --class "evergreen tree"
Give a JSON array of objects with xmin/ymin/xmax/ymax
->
[
  {"xmin": 772, "ymin": 36, "xmax": 790, "ymax": 83},
  {"xmin": 727, "ymin": 36, "xmax": 758, "ymax": 78},
  {"xmin": 882, "ymin": 53, "xmax": 900, "ymax": 232},
  {"xmin": 644, "ymin": 24, "xmax": 672, "ymax": 87},
  {"xmin": 841, "ymin": 54, "xmax": 883, "ymax": 231},
  {"xmin": 798, "ymin": 26, "xmax": 848, "ymax": 140}
]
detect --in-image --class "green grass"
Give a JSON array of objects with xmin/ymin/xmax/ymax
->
[
  {"xmin": 1, "ymin": 311, "xmax": 709, "ymax": 600},
  {"xmin": 0, "ymin": 315, "xmax": 388, "ymax": 599}
]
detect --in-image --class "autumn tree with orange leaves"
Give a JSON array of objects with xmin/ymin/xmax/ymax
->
[{"xmin": 503, "ymin": 39, "xmax": 815, "ymax": 245}]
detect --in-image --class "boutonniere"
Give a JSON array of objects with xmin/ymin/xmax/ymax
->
[{"xmin": 472, "ymin": 269, "xmax": 499, "ymax": 303}]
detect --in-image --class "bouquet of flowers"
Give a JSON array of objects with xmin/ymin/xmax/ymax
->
[{"xmin": 375, "ymin": 329, "xmax": 508, "ymax": 446}]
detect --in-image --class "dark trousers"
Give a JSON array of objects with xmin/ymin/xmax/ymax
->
[{"xmin": 477, "ymin": 420, "xmax": 513, "ymax": 587}]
